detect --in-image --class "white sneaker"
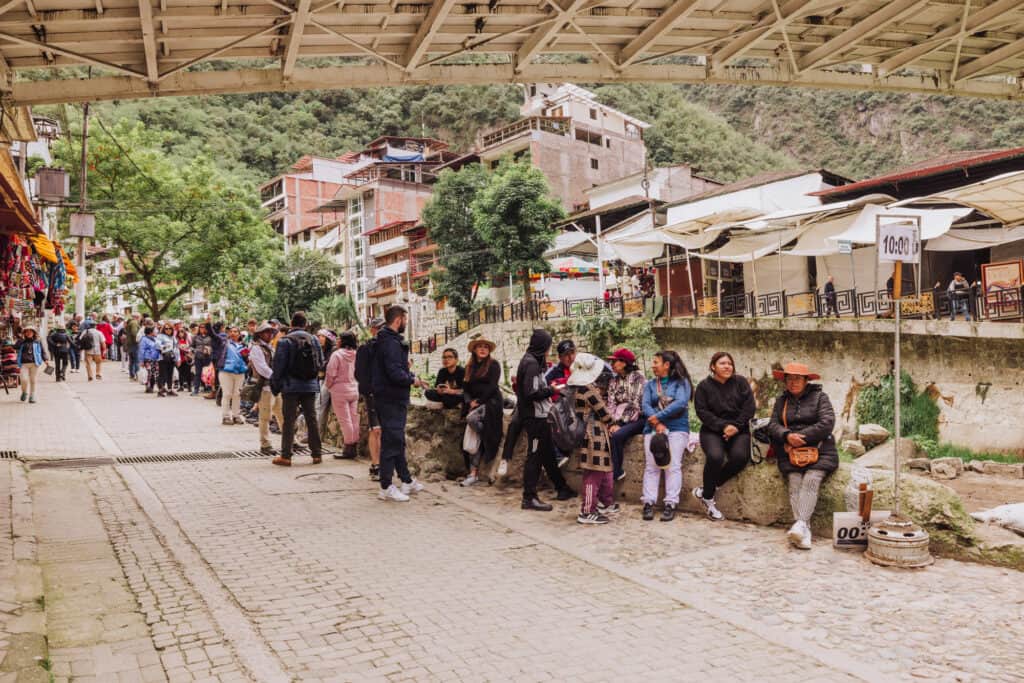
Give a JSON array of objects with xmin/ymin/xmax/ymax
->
[
  {"xmin": 378, "ymin": 485, "xmax": 410, "ymax": 502},
  {"xmin": 401, "ymin": 479, "xmax": 424, "ymax": 495},
  {"xmin": 693, "ymin": 487, "xmax": 724, "ymax": 521},
  {"xmin": 460, "ymin": 474, "xmax": 478, "ymax": 487},
  {"xmin": 799, "ymin": 524, "xmax": 813, "ymax": 550},
  {"xmin": 787, "ymin": 521, "xmax": 806, "ymax": 547},
  {"xmin": 497, "ymin": 460, "xmax": 508, "ymax": 477}
]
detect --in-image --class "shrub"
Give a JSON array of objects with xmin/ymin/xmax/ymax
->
[{"xmin": 855, "ymin": 371, "xmax": 939, "ymax": 441}]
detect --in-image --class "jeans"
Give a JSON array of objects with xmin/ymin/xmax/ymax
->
[
  {"xmin": 54, "ymin": 353, "xmax": 69, "ymax": 381},
  {"xmin": 642, "ymin": 431, "xmax": 687, "ymax": 506},
  {"xmin": 376, "ymin": 399, "xmax": 411, "ymax": 489},
  {"xmin": 128, "ymin": 346, "xmax": 139, "ymax": 379},
  {"xmin": 825, "ymin": 294, "xmax": 839, "ymax": 318},
  {"xmin": 69, "ymin": 349, "xmax": 80, "ymax": 370},
  {"xmin": 281, "ymin": 392, "xmax": 321, "ymax": 458},
  {"xmin": 698, "ymin": 430, "xmax": 750, "ymax": 500},
  {"xmin": 501, "ymin": 410, "xmax": 523, "ymax": 461},
  {"xmin": 424, "ymin": 388, "xmax": 463, "ymax": 410},
  {"xmin": 521, "ymin": 417, "xmax": 568, "ymax": 501},
  {"xmin": 609, "ymin": 419, "xmax": 644, "ymax": 479},
  {"xmin": 950, "ymin": 298, "xmax": 971, "ymax": 321}
]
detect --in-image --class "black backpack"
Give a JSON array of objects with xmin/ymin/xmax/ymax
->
[
  {"xmin": 354, "ymin": 338, "xmax": 376, "ymax": 389},
  {"xmin": 547, "ymin": 386, "xmax": 588, "ymax": 452},
  {"xmin": 78, "ymin": 329, "xmax": 94, "ymax": 351},
  {"xmin": 287, "ymin": 331, "xmax": 320, "ymax": 381}
]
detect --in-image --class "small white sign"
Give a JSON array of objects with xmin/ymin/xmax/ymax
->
[
  {"xmin": 833, "ymin": 511, "xmax": 891, "ymax": 550},
  {"xmin": 69, "ymin": 212, "xmax": 96, "ymax": 238},
  {"xmin": 877, "ymin": 223, "xmax": 920, "ymax": 264},
  {"xmin": 838, "ymin": 240, "xmax": 852, "ymax": 255}
]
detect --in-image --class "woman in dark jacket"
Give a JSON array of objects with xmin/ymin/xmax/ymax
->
[
  {"xmin": 693, "ymin": 351, "xmax": 756, "ymax": 521},
  {"xmin": 766, "ymin": 362, "xmax": 838, "ymax": 550},
  {"xmin": 460, "ymin": 337, "xmax": 503, "ymax": 486},
  {"xmin": 190, "ymin": 323, "xmax": 213, "ymax": 396}
]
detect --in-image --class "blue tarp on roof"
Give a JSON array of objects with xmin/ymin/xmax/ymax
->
[{"xmin": 383, "ymin": 146, "xmax": 424, "ymax": 162}]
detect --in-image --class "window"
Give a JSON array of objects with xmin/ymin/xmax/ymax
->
[
  {"xmin": 589, "ymin": 108, "xmax": 597, "ymax": 120},
  {"xmin": 347, "ymin": 195, "xmax": 364, "ymax": 234},
  {"xmin": 590, "ymin": 158, "xmax": 599, "ymax": 170},
  {"xmin": 605, "ymin": 138, "xmax": 611, "ymax": 148},
  {"xmin": 270, "ymin": 218, "xmax": 285, "ymax": 235}
]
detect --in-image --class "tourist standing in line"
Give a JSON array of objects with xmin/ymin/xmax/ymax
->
[
  {"xmin": 155, "ymin": 323, "xmax": 180, "ymax": 397},
  {"xmin": 271, "ymin": 312, "xmax": 324, "ymax": 466},
  {"xmin": 138, "ymin": 326, "xmax": 160, "ymax": 394},
  {"xmin": 766, "ymin": 362, "xmax": 838, "ymax": 550},
  {"xmin": 605, "ymin": 347, "xmax": 646, "ymax": 482},
  {"xmin": 209, "ymin": 321, "xmax": 228, "ymax": 402},
  {"xmin": 125, "ymin": 313, "xmax": 141, "ymax": 380},
  {"xmin": 47, "ymin": 325, "xmax": 72, "ymax": 382},
  {"xmin": 569, "ymin": 353, "xmax": 618, "ymax": 525},
  {"xmin": 516, "ymin": 329, "xmax": 574, "ymax": 511},
  {"xmin": 640, "ymin": 350, "xmax": 692, "ymax": 522},
  {"xmin": 370, "ymin": 306, "xmax": 426, "ymax": 501},
  {"xmin": 249, "ymin": 321, "xmax": 281, "ymax": 454},
  {"xmin": 79, "ymin": 324, "xmax": 106, "ymax": 381},
  {"xmin": 15, "ymin": 326, "xmax": 49, "ymax": 403},
  {"xmin": 355, "ymin": 317, "xmax": 385, "ymax": 481},
  {"xmin": 824, "ymin": 275, "xmax": 839, "ymax": 318},
  {"xmin": 324, "ymin": 331, "xmax": 360, "ymax": 459},
  {"xmin": 220, "ymin": 326, "xmax": 247, "ymax": 425},
  {"xmin": 460, "ymin": 337, "xmax": 502, "ymax": 487},
  {"xmin": 175, "ymin": 327, "xmax": 193, "ymax": 392},
  {"xmin": 191, "ymin": 322, "xmax": 213, "ymax": 396},
  {"xmin": 692, "ymin": 352, "xmax": 756, "ymax": 521},
  {"xmin": 424, "ymin": 347, "xmax": 464, "ymax": 410}
]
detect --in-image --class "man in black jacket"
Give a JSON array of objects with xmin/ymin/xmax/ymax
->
[
  {"xmin": 371, "ymin": 306, "xmax": 427, "ymax": 502},
  {"xmin": 270, "ymin": 312, "xmax": 324, "ymax": 466},
  {"xmin": 47, "ymin": 326, "xmax": 72, "ymax": 381},
  {"xmin": 516, "ymin": 329, "xmax": 574, "ymax": 511}
]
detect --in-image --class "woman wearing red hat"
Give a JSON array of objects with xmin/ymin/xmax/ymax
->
[
  {"xmin": 765, "ymin": 362, "xmax": 839, "ymax": 549},
  {"xmin": 605, "ymin": 347, "xmax": 646, "ymax": 482}
]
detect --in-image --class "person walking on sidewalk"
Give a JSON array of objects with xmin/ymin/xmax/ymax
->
[
  {"xmin": 355, "ymin": 317, "xmax": 385, "ymax": 481},
  {"xmin": 692, "ymin": 352, "xmax": 756, "ymax": 522},
  {"xmin": 125, "ymin": 313, "xmax": 141, "ymax": 380},
  {"xmin": 78, "ymin": 325, "xmax": 106, "ymax": 381},
  {"xmin": 371, "ymin": 306, "xmax": 427, "ymax": 502},
  {"xmin": 137, "ymin": 326, "xmax": 160, "ymax": 393},
  {"xmin": 47, "ymin": 325, "xmax": 72, "ymax": 382},
  {"xmin": 325, "ymin": 331, "xmax": 360, "ymax": 459},
  {"xmin": 249, "ymin": 322, "xmax": 282, "ymax": 455},
  {"xmin": 67, "ymin": 321, "xmax": 81, "ymax": 374},
  {"xmin": 640, "ymin": 350, "xmax": 692, "ymax": 522},
  {"xmin": 15, "ymin": 326, "xmax": 49, "ymax": 403},
  {"xmin": 271, "ymin": 312, "xmax": 324, "ymax": 466},
  {"xmin": 220, "ymin": 326, "xmax": 247, "ymax": 425}
]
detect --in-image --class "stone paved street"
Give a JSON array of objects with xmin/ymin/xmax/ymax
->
[{"xmin": 1, "ymin": 372, "xmax": 1022, "ymax": 682}]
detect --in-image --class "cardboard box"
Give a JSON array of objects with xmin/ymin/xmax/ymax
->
[{"xmin": 832, "ymin": 511, "xmax": 891, "ymax": 550}]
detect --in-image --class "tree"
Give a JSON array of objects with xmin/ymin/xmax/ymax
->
[
  {"xmin": 472, "ymin": 162, "xmax": 564, "ymax": 302},
  {"xmin": 421, "ymin": 164, "xmax": 492, "ymax": 316},
  {"xmin": 263, "ymin": 248, "xmax": 340, "ymax": 322},
  {"xmin": 54, "ymin": 119, "xmax": 274, "ymax": 320},
  {"xmin": 310, "ymin": 293, "xmax": 358, "ymax": 330}
]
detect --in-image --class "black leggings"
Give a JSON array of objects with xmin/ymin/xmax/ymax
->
[
  {"xmin": 699, "ymin": 430, "xmax": 750, "ymax": 500},
  {"xmin": 157, "ymin": 359, "xmax": 175, "ymax": 391}
]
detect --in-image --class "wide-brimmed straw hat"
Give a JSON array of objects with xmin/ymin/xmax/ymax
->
[
  {"xmin": 467, "ymin": 337, "xmax": 496, "ymax": 354},
  {"xmin": 772, "ymin": 362, "xmax": 821, "ymax": 381},
  {"xmin": 566, "ymin": 352, "xmax": 603, "ymax": 387},
  {"xmin": 254, "ymin": 321, "xmax": 275, "ymax": 335}
]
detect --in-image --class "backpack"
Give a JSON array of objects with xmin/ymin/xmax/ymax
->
[
  {"xmin": 287, "ymin": 331, "xmax": 320, "ymax": 381},
  {"xmin": 354, "ymin": 339, "xmax": 376, "ymax": 389},
  {"xmin": 78, "ymin": 329, "xmax": 94, "ymax": 351},
  {"xmin": 547, "ymin": 386, "xmax": 587, "ymax": 452}
]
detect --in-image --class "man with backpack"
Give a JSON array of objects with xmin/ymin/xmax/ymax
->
[
  {"xmin": 47, "ymin": 325, "xmax": 72, "ymax": 381},
  {"xmin": 355, "ymin": 317, "xmax": 385, "ymax": 480},
  {"xmin": 270, "ymin": 311, "xmax": 324, "ymax": 466},
  {"xmin": 78, "ymin": 325, "xmax": 106, "ymax": 381}
]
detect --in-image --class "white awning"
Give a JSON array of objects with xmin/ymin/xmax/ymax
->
[
  {"xmin": 373, "ymin": 260, "xmax": 408, "ymax": 279},
  {"xmin": 734, "ymin": 193, "xmax": 894, "ymax": 231},
  {"xmin": 697, "ymin": 227, "xmax": 805, "ymax": 263},
  {"xmin": 895, "ymin": 170, "xmax": 1024, "ymax": 226},
  {"xmin": 827, "ymin": 206, "xmax": 972, "ymax": 244},
  {"xmin": 925, "ymin": 226, "xmax": 1024, "ymax": 251},
  {"xmin": 316, "ymin": 230, "xmax": 340, "ymax": 251},
  {"xmin": 544, "ymin": 231, "xmax": 593, "ymax": 257}
]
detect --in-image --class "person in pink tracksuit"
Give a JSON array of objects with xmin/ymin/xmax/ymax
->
[{"xmin": 325, "ymin": 331, "xmax": 360, "ymax": 459}]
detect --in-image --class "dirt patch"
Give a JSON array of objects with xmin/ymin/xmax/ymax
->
[{"xmin": 937, "ymin": 471, "xmax": 1024, "ymax": 512}]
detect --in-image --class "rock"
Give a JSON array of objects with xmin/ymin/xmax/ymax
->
[
  {"xmin": 907, "ymin": 458, "xmax": 931, "ymax": 471},
  {"xmin": 980, "ymin": 461, "xmax": 1024, "ymax": 478},
  {"xmin": 854, "ymin": 437, "xmax": 919, "ymax": 469},
  {"xmin": 931, "ymin": 457, "xmax": 964, "ymax": 476},
  {"xmin": 931, "ymin": 461, "xmax": 959, "ymax": 480},
  {"xmin": 967, "ymin": 460, "xmax": 986, "ymax": 474},
  {"xmin": 858, "ymin": 423, "xmax": 890, "ymax": 449},
  {"xmin": 841, "ymin": 440, "xmax": 866, "ymax": 458}
]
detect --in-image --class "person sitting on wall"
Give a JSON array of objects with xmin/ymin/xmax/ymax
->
[
  {"xmin": 605, "ymin": 347, "xmax": 646, "ymax": 482},
  {"xmin": 424, "ymin": 347, "xmax": 464, "ymax": 410}
]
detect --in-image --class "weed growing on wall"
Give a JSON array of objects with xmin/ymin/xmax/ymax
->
[
  {"xmin": 573, "ymin": 313, "xmax": 659, "ymax": 365},
  {"xmin": 911, "ymin": 438, "xmax": 1023, "ymax": 464},
  {"xmin": 856, "ymin": 371, "xmax": 940, "ymax": 441}
]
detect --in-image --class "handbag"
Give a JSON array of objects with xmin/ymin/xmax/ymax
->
[
  {"xmin": 43, "ymin": 365, "xmax": 55, "ymax": 376},
  {"xmin": 782, "ymin": 399, "xmax": 819, "ymax": 468}
]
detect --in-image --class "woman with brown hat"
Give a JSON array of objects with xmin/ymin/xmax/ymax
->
[
  {"xmin": 765, "ymin": 362, "xmax": 838, "ymax": 549},
  {"xmin": 15, "ymin": 325, "xmax": 49, "ymax": 403},
  {"xmin": 460, "ymin": 337, "xmax": 503, "ymax": 486}
]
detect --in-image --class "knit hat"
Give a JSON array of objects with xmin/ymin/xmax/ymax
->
[{"xmin": 650, "ymin": 432, "xmax": 671, "ymax": 469}]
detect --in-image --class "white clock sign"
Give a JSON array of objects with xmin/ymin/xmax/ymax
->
[{"xmin": 877, "ymin": 222, "xmax": 920, "ymax": 264}]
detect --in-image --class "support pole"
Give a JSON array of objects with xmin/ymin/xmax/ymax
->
[
  {"xmin": 685, "ymin": 247, "xmax": 697, "ymax": 315},
  {"xmin": 664, "ymin": 245, "xmax": 671, "ymax": 319},
  {"xmin": 894, "ymin": 259, "xmax": 903, "ymax": 517},
  {"xmin": 716, "ymin": 255, "xmax": 722, "ymax": 318},
  {"xmin": 75, "ymin": 102, "xmax": 90, "ymax": 319},
  {"xmin": 750, "ymin": 251, "xmax": 759, "ymax": 318},
  {"xmin": 595, "ymin": 213, "xmax": 605, "ymax": 295}
]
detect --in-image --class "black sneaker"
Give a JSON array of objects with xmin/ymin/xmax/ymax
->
[
  {"xmin": 555, "ymin": 488, "xmax": 577, "ymax": 501},
  {"xmin": 369, "ymin": 464, "xmax": 380, "ymax": 482},
  {"xmin": 660, "ymin": 504, "xmax": 677, "ymax": 522},
  {"xmin": 597, "ymin": 502, "xmax": 621, "ymax": 515},
  {"xmin": 642, "ymin": 503, "xmax": 655, "ymax": 521},
  {"xmin": 576, "ymin": 512, "xmax": 610, "ymax": 525}
]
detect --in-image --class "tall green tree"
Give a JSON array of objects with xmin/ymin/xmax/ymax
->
[
  {"xmin": 472, "ymin": 163, "xmax": 564, "ymax": 302},
  {"xmin": 54, "ymin": 119, "xmax": 274, "ymax": 320},
  {"xmin": 310, "ymin": 293, "xmax": 358, "ymax": 330},
  {"xmin": 263, "ymin": 248, "xmax": 340, "ymax": 322},
  {"xmin": 421, "ymin": 164, "xmax": 492, "ymax": 316}
]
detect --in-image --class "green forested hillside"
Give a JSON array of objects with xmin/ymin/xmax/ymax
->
[{"xmin": 39, "ymin": 81, "xmax": 1024, "ymax": 187}]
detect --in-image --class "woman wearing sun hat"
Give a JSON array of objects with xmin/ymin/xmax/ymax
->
[
  {"xmin": 460, "ymin": 336, "xmax": 503, "ymax": 486},
  {"xmin": 766, "ymin": 362, "xmax": 838, "ymax": 550}
]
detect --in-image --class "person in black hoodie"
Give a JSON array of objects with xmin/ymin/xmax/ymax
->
[
  {"xmin": 47, "ymin": 326, "xmax": 72, "ymax": 381},
  {"xmin": 692, "ymin": 352, "xmax": 756, "ymax": 521},
  {"xmin": 516, "ymin": 329, "xmax": 574, "ymax": 511}
]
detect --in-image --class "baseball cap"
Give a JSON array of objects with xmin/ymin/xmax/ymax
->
[
  {"xmin": 607, "ymin": 348, "xmax": 636, "ymax": 364},
  {"xmin": 556, "ymin": 339, "xmax": 576, "ymax": 355},
  {"xmin": 650, "ymin": 432, "xmax": 671, "ymax": 469}
]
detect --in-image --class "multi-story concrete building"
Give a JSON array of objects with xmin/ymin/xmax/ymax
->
[{"xmin": 476, "ymin": 83, "xmax": 650, "ymax": 211}]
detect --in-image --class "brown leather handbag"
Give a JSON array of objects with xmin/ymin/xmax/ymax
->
[{"xmin": 782, "ymin": 399, "xmax": 819, "ymax": 468}]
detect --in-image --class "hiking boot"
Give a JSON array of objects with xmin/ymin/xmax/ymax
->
[
  {"xmin": 460, "ymin": 474, "xmax": 479, "ymax": 487},
  {"xmin": 400, "ymin": 479, "xmax": 424, "ymax": 496},
  {"xmin": 597, "ymin": 502, "xmax": 620, "ymax": 515},
  {"xmin": 379, "ymin": 485, "xmax": 410, "ymax": 502},
  {"xmin": 642, "ymin": 503, "xmax": 655, "ymax": 521},
  {"xmin": 272, "ymin": 456, "xmax": 291, "ymax": 467},
  {"xmin": 660, "ymin": 504, "xmax": 677, "ymax": 522},
  {"xmin": 693, "ymin": 487, "xmax": 725, "ymax": 521},
  {"xmin": 576, "ymin": 512, "xmax": 610, "ymax": 525},
  {"xmin": 521, "ymin": 497, "xmax": 553, "ymax": 512},
  {"xmin": 497, "ymin": 459, "xmax": 508, "ymax": 477},
  {"xmin": 369, "ymin": 464, "xmax": 380, "ymax": 481},
  {"xmin": 555, "ymin": 488, "xmax": 577, "ymax": 501}
]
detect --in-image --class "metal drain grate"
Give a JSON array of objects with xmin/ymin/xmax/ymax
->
[
  {"xmin": 116, "ymin": 447, "xmax": 343, "ymax": 465},
  {"xmin": 30, "ymin": 457, "xmax": 115, "ymax": 470},
  {"xmin": 0, "ymin": 450, "xmax": 17, "ymax": 460}
]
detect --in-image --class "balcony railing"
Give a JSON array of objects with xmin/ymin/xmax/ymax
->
[
  {"xmin": 480, "ymin": 116, "xmax": 571, "ymax": 149},
  {"xmin": 369, "ymin": 235, "xmax": 408, "ymax": 258}
]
